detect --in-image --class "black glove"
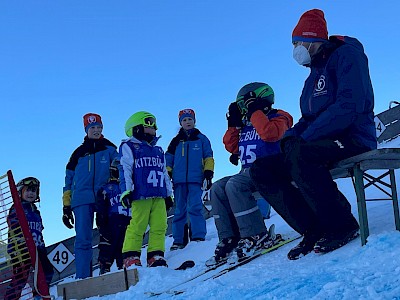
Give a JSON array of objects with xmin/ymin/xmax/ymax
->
[
  {"xmin": 229, "ymin": 153, "xmax": 240, "ymax": 166},
  {"xmin": 168, "ymin": 170, "xmax": 173, "ymax": 179},
  {"xmin": 96, "ymin": 213, "xmax": 108, "ymax": 229},
  {"xmin": 62, "ymin": 206, "xmax": 74, "ymax": 229},
  {"xmin": 267, "ymin": 109, "xmax": 278, "ymax": 115},
  {"xmin": 203, "ymin": 170, "xmax": 214, "ymax": 190},
  {"xmin": 121, "ymin": 191, "xmax": 133, "ymax": 209},
  {"xmin": 226, "ymin": 102, "xmax": 243, "ymax": 128},
  {"xmin": 164, "ymin": 196, "xmax": 174, "ymax": 212},
  {"xmin": 280, "ymin": 136, "xmax": 304, "ymax": 155},
  {"xmin": 243, "ymin": 91, "xmax": 270, "ymax": 118}
]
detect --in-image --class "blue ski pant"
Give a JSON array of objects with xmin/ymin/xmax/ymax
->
[
  {"xmin": 172, "ymin": 183, "xmax": 206, "ymax": 244},
  {"xmin": 73, "ymin": 203, "xmax": 95, "ymax": 279}
]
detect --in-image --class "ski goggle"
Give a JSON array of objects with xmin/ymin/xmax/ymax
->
[
  {"xmin": 20, "ymin": 177, "xmax": 40, "ymax": 187},
  {"xmin": 144, "ymin": 117, "xmax": 157, "ymax": 130}
]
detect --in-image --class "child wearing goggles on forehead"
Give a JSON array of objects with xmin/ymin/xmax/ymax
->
[
  {"xmin": 166, "ymin": 108, "xmax": 215, "ymax": 250},
  {"xmin": 119, "ymin": 111, "xmax": 173, "ymax": 268},
  {"xmin": 205, "ymin": 82, "xmax": 293, "ymax": 266},
  {"xmin": 5, "ymin": 177, "xmax": 54, "ymax": 300}
]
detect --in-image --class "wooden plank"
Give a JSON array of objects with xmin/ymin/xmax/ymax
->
[
  {"xmin": 376, "ymin": 105, "xmax": 400, "ymax": 125},
  {"xmin": 333, "ymin": 149, "xmax": 400, "ymax": 168},
  {"xmin": 330, "ymin": 149, "xmax": 400, "ymax": 179},
  {"xmin": 359, "ymin": 159, "xmax": 400, "ymax": 171},
  {"xmin": 330, "ymin": 168, "xmax": 351, "ymax": 179},
  {"xmin": 57, "ymin": 268, "xmax": 139, "ymax": 300}
]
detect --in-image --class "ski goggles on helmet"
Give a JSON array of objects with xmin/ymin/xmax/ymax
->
[
  {"xmin": 143, "ymin": 117, "xmax": 157, "ymax": 130},
  {"xmin": 16, "ymin": 177, "xmax": 40, "ymax": 193},
  {"xmin": 21, "ymin": 177, "xmax": 40, "ymax": 187}
]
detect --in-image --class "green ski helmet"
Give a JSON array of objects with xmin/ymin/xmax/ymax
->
[
  {"xmin": 124, "ymin": 111, "xmax": 157, "ymax": 137},
  {"xmin": 236, "ymin": 82, "xmax": 274, "ymax": 115}
]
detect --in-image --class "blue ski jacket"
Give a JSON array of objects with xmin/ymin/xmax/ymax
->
[
  {"xmin": 8, "ymin": 201, "xmax": 46, "ymax": 253},
  {"xmin": 63, "ymin": 136, "xmax": 118, "ymax": 208},
  {"xmin": 165, "ymin": 128, "xmax": 214, "ymax": 184},
  {"xmin": 284, "ymin": 36, "xmax": 377, "ymax": 150}
]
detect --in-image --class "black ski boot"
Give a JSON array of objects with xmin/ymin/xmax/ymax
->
[
  {"xmin": 287, "ymin": 233, "xmax": 319, "ymax": 260},
  {"xmin": 314, "ymin": 228, "xmax": 359, "ymax": 253},
  {"xmin": 205, "ymin": 237, "xmax": 239, "ymax": 267}
]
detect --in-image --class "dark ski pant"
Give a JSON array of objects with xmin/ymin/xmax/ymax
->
[
  {"xmin": 211, "ymin": 168, "xmax": 266, "ymax": 240},
  {"xmin": 5, "ymin": 248, "xmax": 54, "ymax": 300},
  {"xmin": 98, "ymin": 214, "xmax": 131, "ymax": 269},
  {"xmin": 250, "ymin": 139, "xmax": 367, "ymax": 237}
]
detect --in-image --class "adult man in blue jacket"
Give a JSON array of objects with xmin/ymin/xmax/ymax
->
[
  {"xmin": 62, "ymin": 113, "xmax": 118, "ymax": 278},
  {"xmin": 251, "ymin": 9, "xmax": 376, "ymax": 259}
]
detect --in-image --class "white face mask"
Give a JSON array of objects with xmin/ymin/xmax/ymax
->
[{"xmin": 293, "ymin": 44, "xmax": 311, "ymax": 66}]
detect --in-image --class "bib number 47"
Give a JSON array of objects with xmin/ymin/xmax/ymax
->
[{"xmin": 147, "ymin": 170, "xmax": 165, "ymax": 187}]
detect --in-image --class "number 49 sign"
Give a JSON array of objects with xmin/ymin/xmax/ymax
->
[{"xmin": 48, "ymin": 243, "xmax": 75, "ymax": 273}]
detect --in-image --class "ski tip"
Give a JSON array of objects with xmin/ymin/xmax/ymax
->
[{"xmin": 175, "ymin": 260, "xmax": 195, "ymax": 270}]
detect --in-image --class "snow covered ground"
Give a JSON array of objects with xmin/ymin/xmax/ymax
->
[{"xmin": 52, "ymin": 138, "xmax": 400, "ymax": 300}]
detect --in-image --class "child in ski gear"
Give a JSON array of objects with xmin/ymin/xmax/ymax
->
[
  {"xmin": 251, "ymin": 9, "xmax": 376, "ymax": 259},
  {"xmin": 209, "ymin": 82, "xmax": 292, "ymax": 265},
  {"xmin": 95, "ymin": 158, "xmax": 131, "ymax": 275},
  {"xmin": 119, "ymin": 111, "xmax": 173, "ymax": 268},
  {"xmin": 5, "ymin": 177, "xmax": 54, "ymax": 300},
  {"xmin": 166, "ymin": 109, "xmax": 214, "ymax": 250},
  {"xmin": 62, "ymin": 113, "xmax": 118, "ymax": 278}
]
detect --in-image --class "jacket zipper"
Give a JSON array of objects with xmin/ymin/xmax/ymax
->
[
  {"xmin": 92, "ymin": 142, "xmax": 96, "ymax": 199},
  {"xmin": 185, "ymin": 143, "xmax": 189, "ymax": 182}
]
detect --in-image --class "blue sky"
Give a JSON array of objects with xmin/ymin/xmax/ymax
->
[{"xmin": 1, "ymin": 1, "xmax": 400, "ymax": 245}]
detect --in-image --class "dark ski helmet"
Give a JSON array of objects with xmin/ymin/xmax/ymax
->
[
  {"xmin": 16, "ymin": 177, "xmax": 40, "ymax": 201},
  {"xmin": 236, "ymin": 82, "xmax": 274, "ymax": 115}
]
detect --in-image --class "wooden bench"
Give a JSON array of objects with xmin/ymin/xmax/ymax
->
[{"xmin": 330, "ymin": 102, "xmax": 400, "ymax": 245}]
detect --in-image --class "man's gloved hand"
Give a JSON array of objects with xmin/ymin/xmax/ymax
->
[
  {"xmin": 120, "ymin": 191, "xmax": 133, "ymax": 209},
  {"xmin": 229, "ymin": 153, "xmax": 240, "ymax": 166},
  {"xmin": 203, "ymin": 170, "xmax": 214, "ymax": 191},
  {"xmin": 280, "ymin": 136, "xmax": 304, "ymax": 155},
  {"xmin": 62, "ymin": 206, "xmax": 74, "ymax": 229},
  {"xmin": 164, "ymin": 196, "xmax": 174, "ymax": 212},
  {"xmin": 95, "ymin": 213, "xmax": 108, "ymax": 230},
  {"xmin": 226, "ymin": 102, "xmax": 243, "ymax": 128},
  {"xmin": 243, "ymin": 91, "xmax": 270, "ymax": 118}
]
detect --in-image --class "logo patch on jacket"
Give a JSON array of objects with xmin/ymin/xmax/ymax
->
[{"xmin": 314, "ymin": 75, "xmax": 327, "ymax": 97}]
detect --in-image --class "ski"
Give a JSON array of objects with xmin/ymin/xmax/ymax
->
[
  {"xmin": 211, "ymin": 235, "xmax": 301, "ymax": 280},
  {"xmin": 145, "ymin": 259, "xmax": 227, "ymax": 297},
  {"xmin": 175, "ymin": 260, "xmax": 195, "ymax": 270},
  {"xmin": 145, "ymin": 235, "xmax": 300, "ymax": 297}
]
